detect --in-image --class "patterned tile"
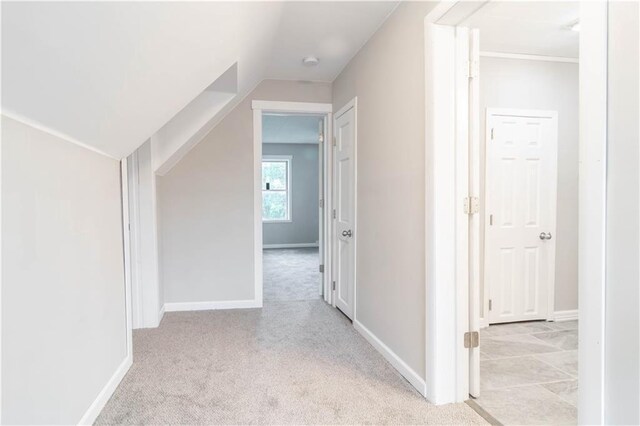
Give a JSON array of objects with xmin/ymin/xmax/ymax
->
[
  {"xmin": 542, "ymin": 380, "xmax": 578, "ymax": 407},
  {"xmin": 481, "ymin": 321, "xmax": 553, "ymax": 338},
  {"xmin": 482, "ymin": 334, "xmax": 561, "ymax": 359},
  {"xmin": 477, "ymin": 321, "xmax": 579, "ymax": 425},
  {"xmin": 475, "ymin": 385, "xmax": 577, "ymax": 425},
  {"xmin": 534, "ymin": 350, "xmax": 578, "ymax": 377},
  {"xmin": 546, "ymin": 320, "xmax": 579, "ymax": 331},
  {"xmin": 530, "ymin": 330, "xmax": 578, "ymax": 350},
  {"xmin": 481, "ymin": 356, "xmax": 572, "ymax": 390}
]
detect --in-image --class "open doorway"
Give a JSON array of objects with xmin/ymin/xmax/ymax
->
[
  {"xmin": 426, "ymin": 1, "xmax": 584, "ymax": 424},
  {"xmin": 251, "ymin": 100, "xmax": 334, "ymax": 309},
  {"xmin": 467, "ymin": 4, "xmax": 580, "ymax": 424},
  {"xmin": 261, "ymin": 113, "xmax": 325, "ymax": 302}
]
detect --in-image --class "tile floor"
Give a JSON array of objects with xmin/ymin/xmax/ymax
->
[{"xmin": 474, "ymin": 320, "xmax": 578, "ymax": 425}]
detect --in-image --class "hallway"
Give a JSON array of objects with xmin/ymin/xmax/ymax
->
[
  {"xmin": 96, "ymin": 248, "xmax": 485, "ymax": 424},
  {"xmin": 95, "ymin": 300, "xmax": 485, "ymax": 424}
]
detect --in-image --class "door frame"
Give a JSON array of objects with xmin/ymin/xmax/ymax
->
[
  {"xmin": 120, "ymin": 160, "xmax": 134, "ymax": 362},
  {"xmin": 424, "ymin": 2, "xmax": 609, "ymax": 419},
  {"xmin": 251, "ymin": 101, "xmax": 334, "ymax": 306},
  {"xmin": 332, "ymin": 97, "xmax": 358, "ymax": 318},
  {"xmin": 424, "ymin": 12, "xmax": 473, "ymax": 404},
  {"xmin": 484, "ymin": 108, "xmax": 558, "ymax": 325}
]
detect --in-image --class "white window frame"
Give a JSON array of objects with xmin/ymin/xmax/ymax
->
[{"xmin": 261, "ymin": 155, "xmax": 293, "ymax": 223}]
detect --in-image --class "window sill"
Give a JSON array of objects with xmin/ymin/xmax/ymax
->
[{"xmin": 263, "ymin": 219, "xmax": 292, "ymax": 224}]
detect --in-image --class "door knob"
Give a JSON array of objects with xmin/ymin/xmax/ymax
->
[
  {"xmin": 539, "ymin": 232, "xmax": 552, "ymax": 240},
  {"xmin": 342, "ymin": 230, "xmax": 352, "ymax": 238}
]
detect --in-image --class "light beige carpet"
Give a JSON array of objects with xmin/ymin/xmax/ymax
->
[
  {"xmin": 263, "ymin": 248, "xmax": 321, "ymax": 302},
  {"xmin": 96, "ymin": 300, "xmax": 487, "ymax": 425}
]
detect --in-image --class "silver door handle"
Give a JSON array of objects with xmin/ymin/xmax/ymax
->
[
  {"xmin": 342, "ymin": 230, "xmax": 352, "ymax": 238},
  {"xmin": 539, "ymin": 232, "xmax": 552, "ymax": 240}
]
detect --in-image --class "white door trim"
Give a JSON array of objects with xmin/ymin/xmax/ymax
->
[
  {"xmin": 468, "ymin": 27, "xmax": 481, "ymax": 398},
  {"xmin": 484, "ymin": 108, "xmax": 558, "ymax": 324},
  {"xmin": 127, "ymin": 152, "xmax": 144, "ymax": 329},
  {"xmin": 120, "ymin": 160, "xmax": 134, "ymax": 362},
  {"xmin": 578, "ymin": 3, "xmax": 608, "ymax": 423},
  {"xmin": 252, "ymin": 100, "xmax": 334, "ymax": 306},
  {"xmin": 424, "ymin": 19, "xmax": 462, "ymax": 404},
  {"xmin": 332, "ymin": 97, "xmax": 358, "ymax": 319}
]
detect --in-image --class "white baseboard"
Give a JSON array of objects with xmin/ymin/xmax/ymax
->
[
  {"xmin": 158, "ymin": 304, "xmax": 166, "ymax": 324},
  {"xmin": 353, "ymin": 320, "xmax": 427, "ymax": 397},
  {"xmin": 263, "ymin": 243, "xmax": 319, "ymax": 249},
  {"xmin": 164, "ymin": 299, "xmax": 262, "ymax": 312},
  {"xmin": 553, "ymin": 309, "xmax": 579, "ymax": 322},
  {"xmin": 78, "ymin": 354, "xmax": 132, "ymax": 425}
]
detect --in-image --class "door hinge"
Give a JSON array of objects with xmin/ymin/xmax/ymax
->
[
  {"xmin": 464, "ymin": 331, "xmax": 480, "ymax": 348},
  {"xmin": 332, "ymin": 281, "xmax": 336, "ymax": 291},
  {"xmin": 319, "ymin": 264, "xmax": 324, "ymax": 273},
  {"xmin": 464, "ymin": 196, "xmax": 480, "ymax": 215},
  {"xmin": 467, "ymin": 60, "xmax": 479, "ymax": 79},
  {"xmin": 489, "ymin": 299, "xmax": 492, "ymax": 311},
  {"xmin": 319, "ymin": 198, "xmax": 324, "ymax": 208},
  {"xmin": 490, "ymin": 128, "xmax": 494, "ymax": 140},
  {"xmin": 333, "ymin": 136, "xmax": 337, "ymax": 147},
  {"xmin": 332, "ymin": 209, "xmax": 336, "ymax": 219}
]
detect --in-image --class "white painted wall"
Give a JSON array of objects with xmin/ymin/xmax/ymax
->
[
  {"xmin": 158, "ymin": 80, "xmax": 331, "ymax": 306},
  {"xmin": 263, "ymin": 143, "xmax": 319, "ymax": 246},
  {"xmin": 332, "ymin": 1, "xmax": 438, "ymax": 380},
  {"xmin": 604, "ymin": 2, "xmax": 639, "ymax": 423},
  {"xmin": 1, "ymin": 116, "xmax": 128, "ymax": 424},
  {"xmin": 479, "ymin": 57, "xmax": 579, "ymax": 316}
]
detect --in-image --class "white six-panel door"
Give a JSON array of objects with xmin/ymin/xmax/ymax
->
[
  {"xmin": 333, "ymin": 103, "xmax": 356, "ymax": 319},
  {"xmin": 485, "ymin": 109, "xmax": 558, "ymax": 324}
]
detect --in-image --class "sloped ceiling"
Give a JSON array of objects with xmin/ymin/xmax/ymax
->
[{"xmin": 1, "ymin": 1, "xmax": 398, "ymax": 159}]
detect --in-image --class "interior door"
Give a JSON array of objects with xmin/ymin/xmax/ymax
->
[
  {"xmin": 333, "ymin": 104, "xmax": 356, "ymax": 319},
  {"xmin": 468, "ymin": 27, "xmax": 481, "ymax": 398},
  {"xmin": 485, "ymin": 109, "xmax": 558, "ymax": 324}
]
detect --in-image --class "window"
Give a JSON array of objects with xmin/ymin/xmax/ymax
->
[{"xmin": 262, "ymin": 155, "xmax": 292, "ymax": 222}]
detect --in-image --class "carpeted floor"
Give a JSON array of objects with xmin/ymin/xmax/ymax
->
[
  {"xmin": 96, "ymin": 301, "xmax": 486, "ymax": 425},
  {"xmin": 95, "ymin": 248, "xmax": 486, "ymax": 424},
  {"xmin": 263, "ymin": 248, "xmax": 321, "ymax": 302}
]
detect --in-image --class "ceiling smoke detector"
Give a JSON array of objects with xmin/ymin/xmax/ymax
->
[{"xmin": 302, "ymin": 56, "xmax": 319, "ymax": 67}]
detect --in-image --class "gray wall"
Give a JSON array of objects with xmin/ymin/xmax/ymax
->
[
  {"xmin": 479, "ymin": 57, "xmax": 579, "ymax": 313},
  {"xmin": 605, "ymin": 2, "xmax": 639, "ymax": 423},
  {"xmin": 1, "ymin": 116, "xmax": 127, "ymax": 424},
  {"xmin": 332, "ymin": 1, "xmax": 437, "ymax": 379},
  {"xmin": 263, "ymin": 143, "xmax": 319, "ymax": 246},
  {"xmin": 158, "ymin": 80, "xmax": 331, "ymax": 304}
]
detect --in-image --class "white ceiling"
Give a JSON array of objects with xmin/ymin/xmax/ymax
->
[
  {"xmin": 463, "ymin": 1, "xmax": 580, "ymax": 58},
  {"xmin": 266, "ymin": 2, "xmax": 398, "ymax": 81},
  {"xmin": 263, "ymin": 115, "xmax": 323, "ymax": 144},
  {"xmin": 1, "ymin": 2, "xmax": 397, "ymax": 159}
]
